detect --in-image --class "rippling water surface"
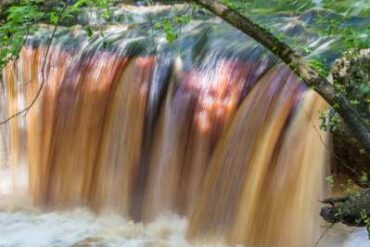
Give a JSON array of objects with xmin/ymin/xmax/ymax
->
[
  {"xmin": 0, "ymin": 208, "xmax": 368, "ymax": 247},
  {"xmin": 0, "ymin": 4, "xmax": 369, "ymax": 247}
]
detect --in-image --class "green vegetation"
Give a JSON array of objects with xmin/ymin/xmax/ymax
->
[
  {"xmin": 220, "ymin": 0, "xmax": 370, "ymax": 16},
  {"xmin": 0, "ymin": 0, "xmax": 369, "ymax": 237},
  {"xmin": 0, "ymin": 0, "xmax": 115, "ymax": 68}
]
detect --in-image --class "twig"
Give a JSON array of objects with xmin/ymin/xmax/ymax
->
[
  {"xmin": 0, "ymin": 1, "xmax": 70, "ymax": 125},
  {"xmin": 315, "ymin": 223, "xmax": 335, "ymax": 247},
  {"xmin": 294, "ymin": 88, "xmax": 362, "ymax": 179},
  {"xmin": 320, "ymin": 195, "xmax": 350, "ymax": 205}
]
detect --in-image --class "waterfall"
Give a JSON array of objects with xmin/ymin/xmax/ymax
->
[{"xmin": 0, "ymin": 7, "xmax": 333, "ymax": 247}]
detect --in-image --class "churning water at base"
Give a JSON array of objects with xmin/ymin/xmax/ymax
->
[
  {"xmin": 0, "ymin": 4, "xmax": 369, "ymax": 247},
  {"xmin": 0, "ymin": 208, "xmax": 368, "ymax": 247},
  {"xmin": 0, "ymin": 209, "xmax": 195, "ymax": 247}
]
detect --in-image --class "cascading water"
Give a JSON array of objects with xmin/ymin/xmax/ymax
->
[{"xmin": 0, "ymin": 4, "xmax": 367, "ymax": 247}]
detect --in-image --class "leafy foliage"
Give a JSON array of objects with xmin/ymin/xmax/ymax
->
[
  {"xmin": 154, "ymin": 15, "xmax": 191, "ymax": 42},
  {"xmin": 0, "ymin": 0, "xmax": 116, "ymax": 69},
  {"xmin": 0, "ymin": 0, "xmax": 45, "ymax": 68},
  {"xmin": 0, "ymin": 0, "xmax": 369, "ymax": 236},
  {"xmin": 221, "ymin": 0, "xmax": 369, "ymax": 16}
]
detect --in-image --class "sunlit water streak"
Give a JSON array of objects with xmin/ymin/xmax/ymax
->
[{"xmin": 0, "ymin": 5, "xmax": 369, "ymax": 247}]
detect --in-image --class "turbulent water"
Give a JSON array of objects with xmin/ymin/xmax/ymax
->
[
  {"xmin": 0, "ymin": 207, "xmax": 368, "ymax": 247},
  {"xmin": 0, "ymin": 4, "xmax": 368, "ymax": 247}
]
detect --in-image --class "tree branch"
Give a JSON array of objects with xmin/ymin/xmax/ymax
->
[
  {"xmin": 0, "ymin": 1, "xmax": 69, "ymax": 125},
  {"xmin": 191, "ymin": 0, "xmax": 370, "ymax": 153},
  {"xmin": 320, "ymin": 189, "xmax": 370, "ymax": 226}
]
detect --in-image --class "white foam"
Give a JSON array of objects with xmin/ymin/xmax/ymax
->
[
  {"xmin": 0, "ymin": 209, "xmax": 233, "ymax": 247},
  {"xmin": 342, "ymin": 229, "xmax": 370, "ymax": 247},
  {"xmin": 316, "ymin": 224, "xmax": 370, "ymax": 247},
  {"xmin": 0, "ymin": 208, "xmax": 368, "ymax": 247}
]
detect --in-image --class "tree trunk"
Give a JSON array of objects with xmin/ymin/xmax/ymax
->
[
  {"xmin": 321, "ymin": 189, "xmax": 370, "ymax": 226},
  {"xmin": 2, "ymin": 0, "xmax": 370, "ymax": 153},
  {"xmin": 191, "ymin": 0, "xmax": 370, "ymax": 154},
  {"xmin": 331, "ymin": 49, "xmax": 370, "ymax": 184}
]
